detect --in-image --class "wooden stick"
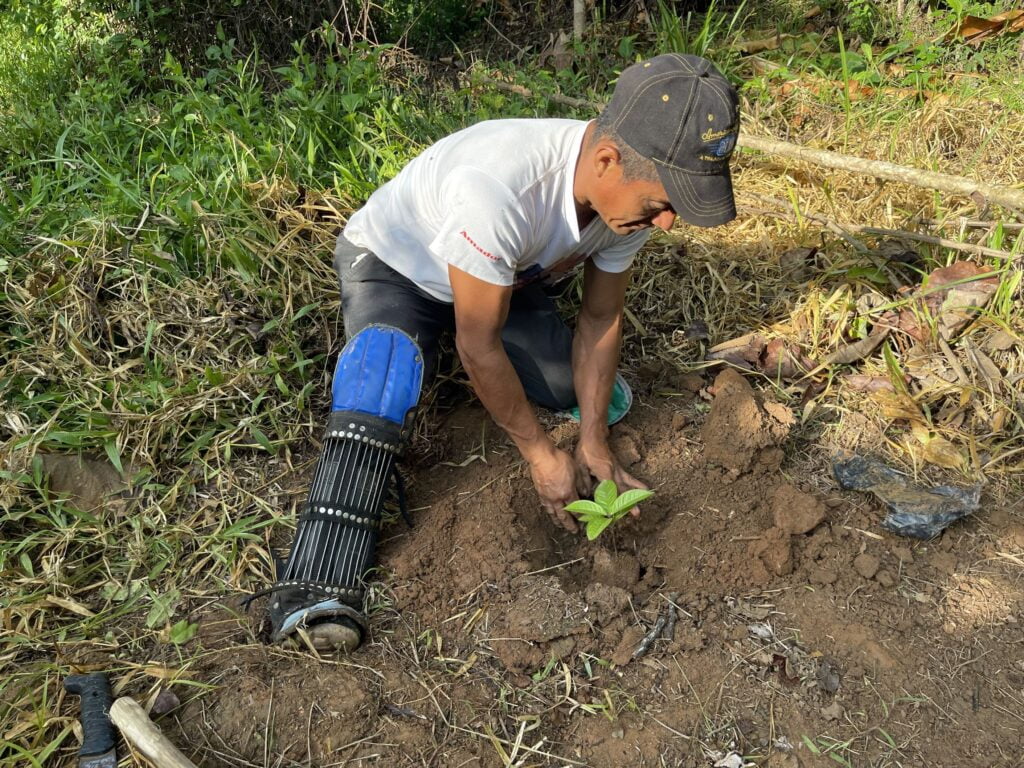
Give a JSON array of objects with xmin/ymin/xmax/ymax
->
[
  {"xmin": 109, "ymin": 697, "xmax": 197, "ymax": 768},
  {"xmin": 475, "ymin": 75, "xmax": 1024, "ymax": 217},
  {"xmin": 850, "ymin": 225, "xmax": 1020, "ymax": 261},
  {"xmin": 739, "ymin": 134, "xmax": 1024, "ymax": 216},
  {"xmin": 921, "ymin": 217, "xmax": 1024, "ymax": 232},
  {"xmin": 740, "ymin": 197, "xmax": 1021, "ymax": 261}
]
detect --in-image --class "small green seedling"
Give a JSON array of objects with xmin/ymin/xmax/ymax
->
[{"xmin": 565, "ymin": 480, "xmax": 655, "ymax": 541}]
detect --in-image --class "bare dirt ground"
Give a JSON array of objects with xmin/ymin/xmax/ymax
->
[{"xmin": 165, "ymin": 368, "xmax": 1023, "ymax": 767}]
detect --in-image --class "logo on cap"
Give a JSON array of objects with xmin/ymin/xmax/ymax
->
[{"xmin": 712, "ymin": 132, "xmax": 736, "ymax": 158}]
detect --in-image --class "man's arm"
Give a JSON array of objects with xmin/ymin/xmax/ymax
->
[
  {"xmin": 448, "ymin": 264, "xmax": 584, "ymax": 531},
  {"xmin": 572, "ymin": 260, "xmax": 648, "ymax": 496}
]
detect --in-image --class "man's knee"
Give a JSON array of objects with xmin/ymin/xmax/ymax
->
[{"xmin": 529, "ymin": 366, "xmax": 576, "ymax": 412}]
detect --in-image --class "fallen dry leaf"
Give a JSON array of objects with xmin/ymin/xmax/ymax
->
[
  {"xmin": 921, "ymin": 436, "xmax": 965, "ymax": 469},
  {"xmin": 762, "ymin": 338, "xmax": 815, "ymax": 379},
  {"xmin": 706, "ymin": 333, "xmax": 766, "ymax": 370},
  {"xmin": 43, "ymin": 595, "xmax": 95, "ymax": 618},
  {"xmin": 896, "ymin": 261, "xmax": 1000, "ymax": 342},
  {"xmin": 843, "ymin": 374, "xmax": 897, "ymax": 393},
  {"xmin": 982, "ymin": 328, "xmax": 1019, "ymax": 352},
  {"xmin": 946, "ymin": 9, "xmax": 1024, "ymax": 45},
  {"xmin": 873, "ymin": 391, "xmax": 927, "ymax": 424},
  {"xmin": 825, "ymin": 328, "xmax": 891, "ymax": 366}
]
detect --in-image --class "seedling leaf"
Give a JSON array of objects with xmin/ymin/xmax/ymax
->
[
  {"xmin": 586, "ymin": 517, "xmax": 615, "ymax": 540},
  {"xmin": 564, "ymin": 499, "xmax": 604, "ymax": 516},
  {"xmin": 610, "ymin": 488, "xmax": 655, "ymax": 516},
  {"xmin": 594, "ymin": 479, "xmax": 618, "ymax": 508}
]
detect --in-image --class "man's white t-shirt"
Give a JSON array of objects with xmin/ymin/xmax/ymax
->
[{"xmin": 343, "ymin": 119, "xmax": 650, "ymax": 303}]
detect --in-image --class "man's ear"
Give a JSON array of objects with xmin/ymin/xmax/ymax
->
[{"xmin": 593, "ymin": 142, "xmax": 622, "ymax": 179}]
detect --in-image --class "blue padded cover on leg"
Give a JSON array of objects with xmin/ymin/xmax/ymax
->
[{"xmin": 331, "ymin": 325, "xmax": 423, "ymax": 425}]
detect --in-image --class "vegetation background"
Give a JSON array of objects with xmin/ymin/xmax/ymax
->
[{"xmin": 1, "ymin": 0, "xmax": 1021, "ymax": 765}]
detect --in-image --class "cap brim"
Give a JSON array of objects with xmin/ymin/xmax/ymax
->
[{"xmin": 656, "ymin": 165, "xmax": 736, "ymax": 228}]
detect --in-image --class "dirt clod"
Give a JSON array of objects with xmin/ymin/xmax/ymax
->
[
  {"xmin": 821, "ymin": 700, "xmax": 845, "ymax": 721},
  {"xmin": 40, "ymin": 454, "xmax": 126, "ymax": 511},
  {"xmin": 750, "ymin": 527, "xmax": 793, "ymax": 576},
  {"xmin": 702, "ymin": 369, "xmax": 794, "ymax": 471},
  {"xmin": 893, "ymin": 545, "xmax": 914, "ymax": 564},
  {"xmin": 875, "ymin": 569, "xmax": 897, "ymax": 588},
  {"xmin": 854, "ymin": 553, "xmax": 880, "ymax": 579},
  {"xmin": 772, "ymin": 484, "xmax": 827, "ymax": 535}
]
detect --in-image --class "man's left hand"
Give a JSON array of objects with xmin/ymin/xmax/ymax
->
[{"xmin": 574, "ymin": 437, "xmax": 649, "ymax": 519}]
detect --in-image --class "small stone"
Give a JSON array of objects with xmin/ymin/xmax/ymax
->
[
  {"xmin": 150, "ymin": 689, "xmax": 180, "ymax": 716},
  {"xmin": 671, "ymin": 411, "xmax": 690, "ymax": 431},
  {"xmin": 810, "ymin": 566, "xmax": 838, "ymax": 585},
  {"xmin": 853, "ymin": 553, "xmax": 880, "ymax": 580},
  {"xmin": 825, "ymin": 497, "xmax": 845, "ymax": 508},
  {"xmin": 611, "ymin": 727, "xmax": 624, "ymax": 739},
  {"xmin": 821, "ymin": 701, "xmax": 845, "ymax": 721},
  {"xmin": 874, "ymin": 569, "xmax": 896, "ymax": 588},
  {"xmin": 943, "ymin": 621, "xmax": 956, "ymax": 635},
  {"xmin": 816, "ymin": 657, "xmax": 841, "ymax": 693}
]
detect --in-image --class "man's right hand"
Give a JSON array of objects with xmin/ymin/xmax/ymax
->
[{"xmin": 527, "ymin": 443, "xmax": 586, "ymax": 533}]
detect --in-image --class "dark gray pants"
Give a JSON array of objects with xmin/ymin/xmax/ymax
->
[{"xmin": 334, "ymin": 236, "xmax": 577, "ymax": 410}]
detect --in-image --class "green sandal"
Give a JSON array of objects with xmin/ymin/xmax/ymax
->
[{"xmin": 564, "ymin": 373, "xmax": 633, "ymax": 426}]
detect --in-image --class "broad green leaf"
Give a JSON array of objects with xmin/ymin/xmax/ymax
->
[
  {"xmin": 145, "ymin": 589, "xmax": 179, "ymax": 628},
  {"xmin": 593, "ymin": 479, "xmax": 617, "ymax": 508},
  {"xmin": 564, "ymin": 499, "xmax": 604, "ymax": 516},
  {"xmin": 586, "ymin": 517, "xmax": 615, "ymax": 541},
  {"xmin": 168, "ymin": 620, "xmax": 198, "ymax": 645},
  {"xmin": 575, "ymin": 512, "xmax": 609, "ymax": 524},
  {"xmin": 610, "ymin": 488, "xmax": 655, "ymax": 516}
]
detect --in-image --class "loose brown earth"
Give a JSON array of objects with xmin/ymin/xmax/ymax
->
[{"xmin": 168, "ymin": 369, "xmax": 1023, "ymax": 767}]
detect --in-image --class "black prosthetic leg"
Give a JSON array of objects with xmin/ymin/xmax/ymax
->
[{"xmin": 267, "ymin": 325, "xmax": 422, "ymax": 651}]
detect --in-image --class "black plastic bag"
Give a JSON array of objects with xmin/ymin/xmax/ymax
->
[{"xmin": 833, "ymin": 455, "xmax": 982, "ymax": 539}]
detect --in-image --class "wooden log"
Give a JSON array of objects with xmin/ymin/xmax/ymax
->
[
  {"xmin": 109, "ymin": 697, "xmax": 197, "ymax": 768},
  {"xmin": 738, "ymin": 134, "xmax": 1024, "ymax": 216}
]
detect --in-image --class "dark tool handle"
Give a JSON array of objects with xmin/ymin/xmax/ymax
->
[{"xmin": 64, "ymin": 673, "xmax": 116, "ymax": 757}]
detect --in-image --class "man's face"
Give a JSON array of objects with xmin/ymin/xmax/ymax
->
[{"xmin": 590, "ymin": 171, "xmax": 676, "ymax": 235}]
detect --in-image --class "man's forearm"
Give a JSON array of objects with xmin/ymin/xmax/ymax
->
[
  {"xmin": 456, "ymin": 338, "xmax": 554, "ymax": 462},
  {"xmin": 572, "ymin": 310, "xmax": 622, "ymax": 443}
]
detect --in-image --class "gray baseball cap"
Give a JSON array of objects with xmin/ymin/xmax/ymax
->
[{"xmin": 604, "ymin": 54, "xmax": 739, "ymax": 227}]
